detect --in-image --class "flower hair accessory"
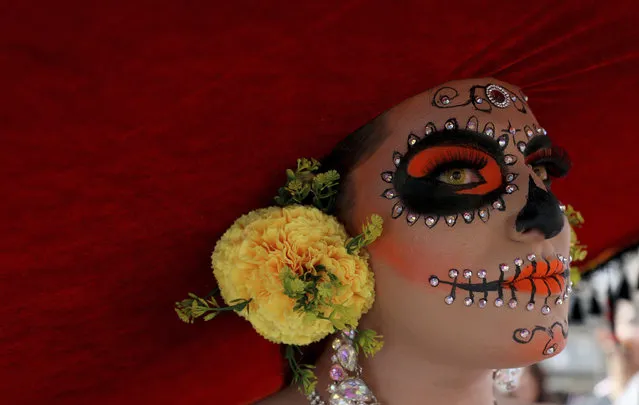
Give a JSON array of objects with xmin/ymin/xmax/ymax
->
[{"xmin": 175, "ymin": 158, "xmax": 384, "ymax": 394}]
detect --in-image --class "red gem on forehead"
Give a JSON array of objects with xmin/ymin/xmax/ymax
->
[{"xmin": 490, "ymin": 88, "xmax": 506, "ymax": 103}]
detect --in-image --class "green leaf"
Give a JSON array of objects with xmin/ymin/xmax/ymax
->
[
  {"xmin": 354, "ymin": 329, "xmax": 384, "ymax": 358},
  {"xmin": 203, "ymin": 312, "xmax": 218, "ymax": 321}
]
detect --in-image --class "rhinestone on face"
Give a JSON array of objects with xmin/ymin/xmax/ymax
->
[
  {"xmin": 486, "ymin": 84, "xmax": 511, "ymax": 108},
  {"xmin": 500, "ymin": 264, "xmax": 510, "ymax": 272},
  {"xmin": 555, "ymin": 297, "xmax": 564, "ymax": 305},
  {"xmin": 498, "ymin": 135, "xmax": 508, "ymax": 148},
  {"xmin": 445, "ymin": 120, "xmax": 455, "ymax": 130},
  {"xmin": 391, "ymin": 202, "xmax": 404, "ymax": 218},
  {"xmin": 518, "ymin": 142, "xmax": 527, "ymax": 153},
  {"xmin": 464, "ymin": 297, "xmax": 473, "ymax": 306},
  {"xmin": 506, "ymin": 173, "xmax": 516, "ymax": 182},
  {"xmin": 506, "ymin": 184, "xmax": 518, "ymax": 194},
  {"xmin": 475, "ymin": 97, "xmax": 484, "ymax": 104},
  {"xmin": 381, "ymin": 171, "xmax": 393, "ymax": 183},
  {"xmin": 406, "ymin": 212, "xmax": 418, "ymax": 225},
  {"xmin": 441, "ymin": 95, "xmax": 451, "ymax": 105},
  {"xmin": 407, "ymin": 134, "xmax": 420, "ymax": 146},
  {"xmin": 446, "ymin": 215, "xmax": 457, "ymax": 226},
  {"xmin": 393, "ymin": 152, "xmax": 402, "ymax": 167},
  {"xmin": 478, "ymin": 209, "xmax": 489, "ymax": 222},
  {"xmin": 527, "ymin": 253, "xmax": 537, "ymax": 262},
  {"xmin": 524, "ymin": 95, "xmax": 529, "ymax": 102},
  {"xmin": 477, "ymin": 269, "xmax": 487, "ymax": 278},
  {"xmin": 485, "ymin": 127, "xmax": 494, "ymax": 136},
  {"xmin": 466, "ymin": 117, "xmax": 478, "ymax": 130},
  {"xmin": 463, "ymin": 269, "xmax": 472, "ymax": 279},
  {"xmin": 567, "ymin": 285, "xmax": 573, "ymax": 294},
  {"xmin": 504, "ymin": 155, "xmax": 517, "ymax": 165},
  {"xmin": 541, "ymin": 305, "xmax": 551, "ymax": 315},
  {"xmin": 509, "ymin": 126, "xmax": 517, "ymax": 135},
  {"xmin": 492, "ymin": 200, "xmax": 503, "ymax": 210},
  {"xmin": 425, "ymin": 123, "xmax": 435, "ymax": 135},
  {"xmin": 429, "ymin": 276, "xmax": 440, "ymax": 287},
  {"xmin": 495, "ymin": 298, "xmax": 504, "ymax": 307},
  {"xmin": 520, "ymin": 329, "xmax": 530, "ymax": 338},
  {"xmin": 511, "ymin": 96, "xmax": 517, "ymax": 102},
  {"xmin": 381, "ymin": 188, "xmax": 396, "ymax": 199},
  {"xmin": 526, "ymin": 128, "xmax": 534, "ymax": 138},
  {"xmin": 449, "ymin": 269, "xmax": 459, "ymax": 278},
  {"xmin": 478, "ymin": 298, "xmax": 487, "ymax": 308},
  {"xmin": 546, "ymin": 347, "xmax": 555, "ymax": 355},
  {"xmin": 514, "ymin": 258, "xmax": 524, "ymax": 267},
  {"xmin": 559, "ymin": 203, "xmax": 566, "ymax": 212},
  {"xmin": 508, "ymin": 299, "xmax": 518, "ymax": 309},
  {"xmin": 557, "ymin": 254, "xmax": 564, "ymax": 262},
  {"xmin": 425, "ymin": 216, "xmax": 438, "ymax": 228},
  {"xmin": 526, "ymin": 302, "xmax": 535, "ymax": 311},
  {"xmin": 463, "ymin": 212, "xmax": 473, "ymax": 223},
  {"xmin": 445, "ymin": 296, "xmax": 454, "ymax": 305}
]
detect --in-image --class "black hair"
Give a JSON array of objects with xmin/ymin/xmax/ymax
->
[{"xmin": 320, "ymin": 112, "xmax": 388, "ymax": 226}]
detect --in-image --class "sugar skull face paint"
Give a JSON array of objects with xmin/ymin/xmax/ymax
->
[{"xmin": 345, "ymin": 78, "xmax": 573, "ymax": 367}]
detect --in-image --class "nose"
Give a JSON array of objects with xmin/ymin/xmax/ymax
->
[{"xmin": 514, "ymin": 176, "xmax": 565, "ymax": 240}]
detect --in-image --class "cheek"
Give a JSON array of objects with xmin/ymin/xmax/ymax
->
[{"xmin": 369, "ymin": 223, "xmax": 496, "ymax": 284}]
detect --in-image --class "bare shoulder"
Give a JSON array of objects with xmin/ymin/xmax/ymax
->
[{"xmin": 255, "ymin": 386, "xmax": 306, "ymax": 405}]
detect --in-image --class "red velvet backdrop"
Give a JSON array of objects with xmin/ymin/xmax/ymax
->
[{"xmin": 2, "ymin": 1, "xmax": 638, "ymax": 404}]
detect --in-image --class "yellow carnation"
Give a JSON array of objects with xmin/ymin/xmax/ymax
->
[{"xmin": 212, "ymin": 205, "xmax": 375, "ymax": 345}]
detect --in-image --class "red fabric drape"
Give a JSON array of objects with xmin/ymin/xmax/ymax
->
[{"xmin": 2, "ymin": 1, "xmax": 638, "ymax": 404}]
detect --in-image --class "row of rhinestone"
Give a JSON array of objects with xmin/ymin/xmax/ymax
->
[{"xmin": 428, "ymin": 254, "xmax": 573, "ymax": 313}]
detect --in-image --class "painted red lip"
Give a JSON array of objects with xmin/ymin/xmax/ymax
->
[{"xmin": 503, "ymin": 259, "xmax": 565, "ymax": 295}]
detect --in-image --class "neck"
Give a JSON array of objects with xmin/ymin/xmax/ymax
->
[
  {"xmin": 312, "ymin": 326, "xmax": 496, "ymax": 405},
  {"xmin": 608, "ymin": 349, "xmax": 639, "ymax": 399}
]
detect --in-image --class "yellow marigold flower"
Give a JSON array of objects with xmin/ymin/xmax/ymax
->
[{"xmin": 212, "ymin": 205, "xmax": 375, "ymax": 345}]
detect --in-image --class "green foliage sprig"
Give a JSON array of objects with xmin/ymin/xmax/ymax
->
[
  {"xmin": 345, "ymin": 214, "xmax": 384, "ymax": 255},
  {"xmin": 281, "ymin": 265, "xmax": 355, "ymax": 331},
  {"xmin": 285, "ymin": 345, "xmax": 317, "ymax": 396},
  {"xmin": 353, "ymin": 329, "xmax": 384, "ymax": 358},
  {"xmin": 565, "ymin": 205, "xmax": 587, "ymax": 286},
  {"xmin": 274, "ymin": 158, "xmax": 340, "ymax": 213},
  {"xmin": 175, "ymin": 289, "xmax": 251, "ymax": 323}
]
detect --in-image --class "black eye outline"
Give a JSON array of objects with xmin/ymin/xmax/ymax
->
[
  {"xmin": 524, "ymin": 136, "xmax": 572, "ymax": 187},
  {"xmin": 381, "ymin": 128, "xmax": 510, "ymax": 222}
]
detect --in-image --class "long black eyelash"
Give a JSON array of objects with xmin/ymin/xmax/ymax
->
[
  {"xmin": 526, "ymin": 146, "xmax": 572, "ymax": 178},
  {"xmin": 428, "ymin": 153, "xmax": 488, "ymax": 178}
]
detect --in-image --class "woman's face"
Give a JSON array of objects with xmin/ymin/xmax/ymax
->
[{"xmin": 349, "ymin": 78, "xmax": 572, "ymax": 368}]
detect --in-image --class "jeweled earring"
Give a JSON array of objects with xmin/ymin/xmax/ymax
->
[
  {"xmin": 309, "ymin": 329, "xmax": 379, "ymax": 405},
  {"xmin": 492, "ymin": 368, "xmax": 523, "ymax": 393}
]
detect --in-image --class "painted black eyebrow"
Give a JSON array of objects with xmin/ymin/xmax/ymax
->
[{"xmin": 524, "ymin": 135, "xmax": 552, "ymax": 157}]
